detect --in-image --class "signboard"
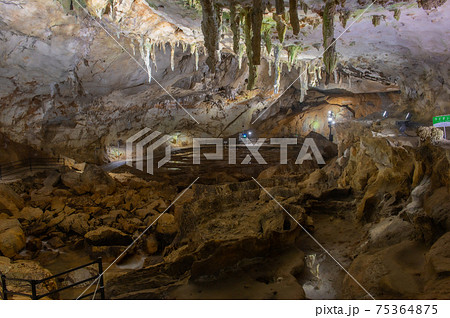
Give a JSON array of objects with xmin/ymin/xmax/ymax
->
[
  {"xmin": 433, "ymin": 115, "xmax": 450, "ymax": 127},
  {"xmin": 433, "ymin": 115, "xmax": 450, "ymax": 139}
]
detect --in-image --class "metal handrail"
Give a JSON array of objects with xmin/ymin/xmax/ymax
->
[{"xmin": 1, "ymin": 258, "xmax": 105, "ymax": 300}]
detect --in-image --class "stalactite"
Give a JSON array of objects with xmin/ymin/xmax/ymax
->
[
  {"xmin": 230, "ymin": 1, "xmax": 240, "ymax": 55},
  {"xmin": 268, "ymin": 59, "xmax": 272, "ymax": 77},
  {"xmin": 243, "ymin": 7, "xmax": 257, "ymax": 90},
  {"xmin": 299, "ymin": 0, "xmax": 308, "ymax": 14},
  {"xmin": 190, "ymin": 44, "xmax": 198, "ymax": 71},
  {"xmin": 251, "ymin": 0, "xmax": 263, "ymax": 66},
  {"xmin": 273, "ymin": 13, "xmax": 287, "ymax": 44},
  {"xmin": 238, "ymin": 44, "xmax": 245, "ymax": 69},
  {"xmin": 262, "ymin": 24, "xmax": 273, "ymax": 55},
  {"xmin": 322, "ymin": 0, "xmax": 337, "ymax": 85},
  {"xmin": 287, "ymin": 45, "xmax": 301, "ymax": 71},
  {"xmin": 289, "ymin": 0, "xmax": 300, "ymax": 36},
  {"xmin": 273, "ymin": 44, "xmax": 281, "ymax": 94},
  {"xmin": 299, "ymin": 61, "xmax": 308, "ymax": 102},
  {"xmin": 275, "ymin": 0, "xmax": 284, "ymax": 15},
  {"xmin": 199, "ymin": 0, "xmax": 220, "ymax": 72},
  {"xmin": 394, "ymin": 9, "xmax": 401, "ymax": 21},
  {"xmin": 372, "ymin": 15, "xmax": 381, "ymax": 27},
  {"xmin": 339, "ymin": 10, "xmax": 350, "ymax": 28},
  {"xmin": 151, "ymin": 43, "xmax": 157, "ymax": 72},
  {"xmin": 170, "ymin": 43, "xmax": 175, "ymax": 71},
  {"xmin": 144, "ymin": 38, "xmax": 152, "ymax": 83},
  {"xmin": 215, "ymin": 4, "xmax": 223, "ymax": 63},
  {"xmin": 138, "ymin": 36, "xmax": 145, "ymax": 60}
]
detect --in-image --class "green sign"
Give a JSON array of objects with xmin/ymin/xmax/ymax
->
[{"xmin": 433, "ymin": 115, "xmax": 450, "ymax": 125}]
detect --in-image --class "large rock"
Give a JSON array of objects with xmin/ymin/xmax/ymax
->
[
  {"xmin": 343, "ymin": 241, "xmax": 425, "ymax": 299},
  {"xmin": 61, "ymin": 164, "xmax": 116, "ymax": 195},
  {"xmin": 0, "ymin": 219, "xmax": 25, "ymax": 258},
  {"xmin": 156, "ymin": 214, "xmax": 178, "ymax": 235},
  {"xmin": 58, "ymin": 213, "xmax": 90, "ymax": 235},
  {"xmin": 0, "ymin": 184, "xmax": 24, "ymax": 215},
  {"xmin": 85, "ymin": 226, "xmax": 132, "ymax": 246},
  {"xmin": 305, "ymin": 131, "xmax": 338, "ymax": 159},
  {"xmin": 0, "ymin": 258, "xmax": 57, "ymax": 299},
  {"xmin": 16, "ymin": 206, "xmax": 43, "ymax": 222},
  {"xmin": 367, "ymin": 216, "xmax": 416, "ymax": 249},
  {"xmin": 426, "ymin": 232, "xmax": 450, "ymax": 276}
]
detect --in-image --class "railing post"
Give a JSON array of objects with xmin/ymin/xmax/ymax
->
[
  {"xmin": 1, "ymin": 274, "xmax": 8, "ymax": 300},
  {"xmin": 30, "ymin": 280, "xmax": 38, "ymax": 300},
  {"xmin": 98, "ymin": 258, "xmax": 105, "ymax": 300}
]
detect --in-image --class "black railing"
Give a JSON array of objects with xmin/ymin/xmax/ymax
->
[
  {"xmin": 1, "ymin": 258, "xmax": 105, "ymax": 300},
  {"xmin": 0, "ymin": 157, "xmax": 64, "ymax": 180}
]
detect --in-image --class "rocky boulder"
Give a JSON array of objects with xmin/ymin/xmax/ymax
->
[
  {"xmin": 426, "ymin": 232, "xmax": 450, "ymax": 276},
  {"xmin": 16, "ymin": 206, "xmax": 43, "ymax": 222},
  {"xmin": 58, "ymin": 213, "xmax": 90, "ymax": 235},
  {"xmin": 61, "ymin": 164, "xmax": 116, "ymax": 195},
  {"xmin": 85, "ymin": 226, "xmax": 132, "ymax": 246},
  {"xmin": 156, "ymin": 214, "xmax": 178, "ymax": 235},
  {"xmin": 0, "ymin": 184, "xmax": 24, "ymax": 216},
  {"xmin": 0, "ymin": 219, "xmax": 25, "ymax": 258},
  {"xmin": 367, "ymin": 216, "xmax": 416, "ymax": 249},
  {"xmin": 305, "ymin": 131, "xmax": 338, "ymax": 160},
  {"xmin": 0, "ymin": 257, "xmax": 57, "ymax": 299}
]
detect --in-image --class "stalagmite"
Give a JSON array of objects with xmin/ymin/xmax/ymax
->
[
  {"xmin": 131, "ymin": 42, "xmax": 136, "ymax": 56},
  {"xmin": 334, "ymin": 69, "xmax": 338, "ymax": 84},
  {"xmin": 230, "ymin": 1, "xmax": 240, "ymax": 55},
  {"xmin": 199, "ymin": 0, "xmax": 220, "ymax": 72},
  {"xmin": 322, "ymin": 0, "xmax": 337, "ymax": 85},
  {"xmin": 289, "ymin": 0, "xmax": 300, "ymax": 36}
]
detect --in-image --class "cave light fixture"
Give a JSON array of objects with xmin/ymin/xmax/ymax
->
[
  {"xmin": 251, "ymin": 0, "xmax": 377, "ymax": 125},
  {"xmin": 328, "ymin": 110, "xmax": 336, "ymax": 142},
  {"xmin": 71, "ymin": 0, "xmax": 200, "ymax": 125}
]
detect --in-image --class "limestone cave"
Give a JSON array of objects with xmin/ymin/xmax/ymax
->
[{"xmin": 0, "ymin": 0, "xmax": 449, "ymax": 302}]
